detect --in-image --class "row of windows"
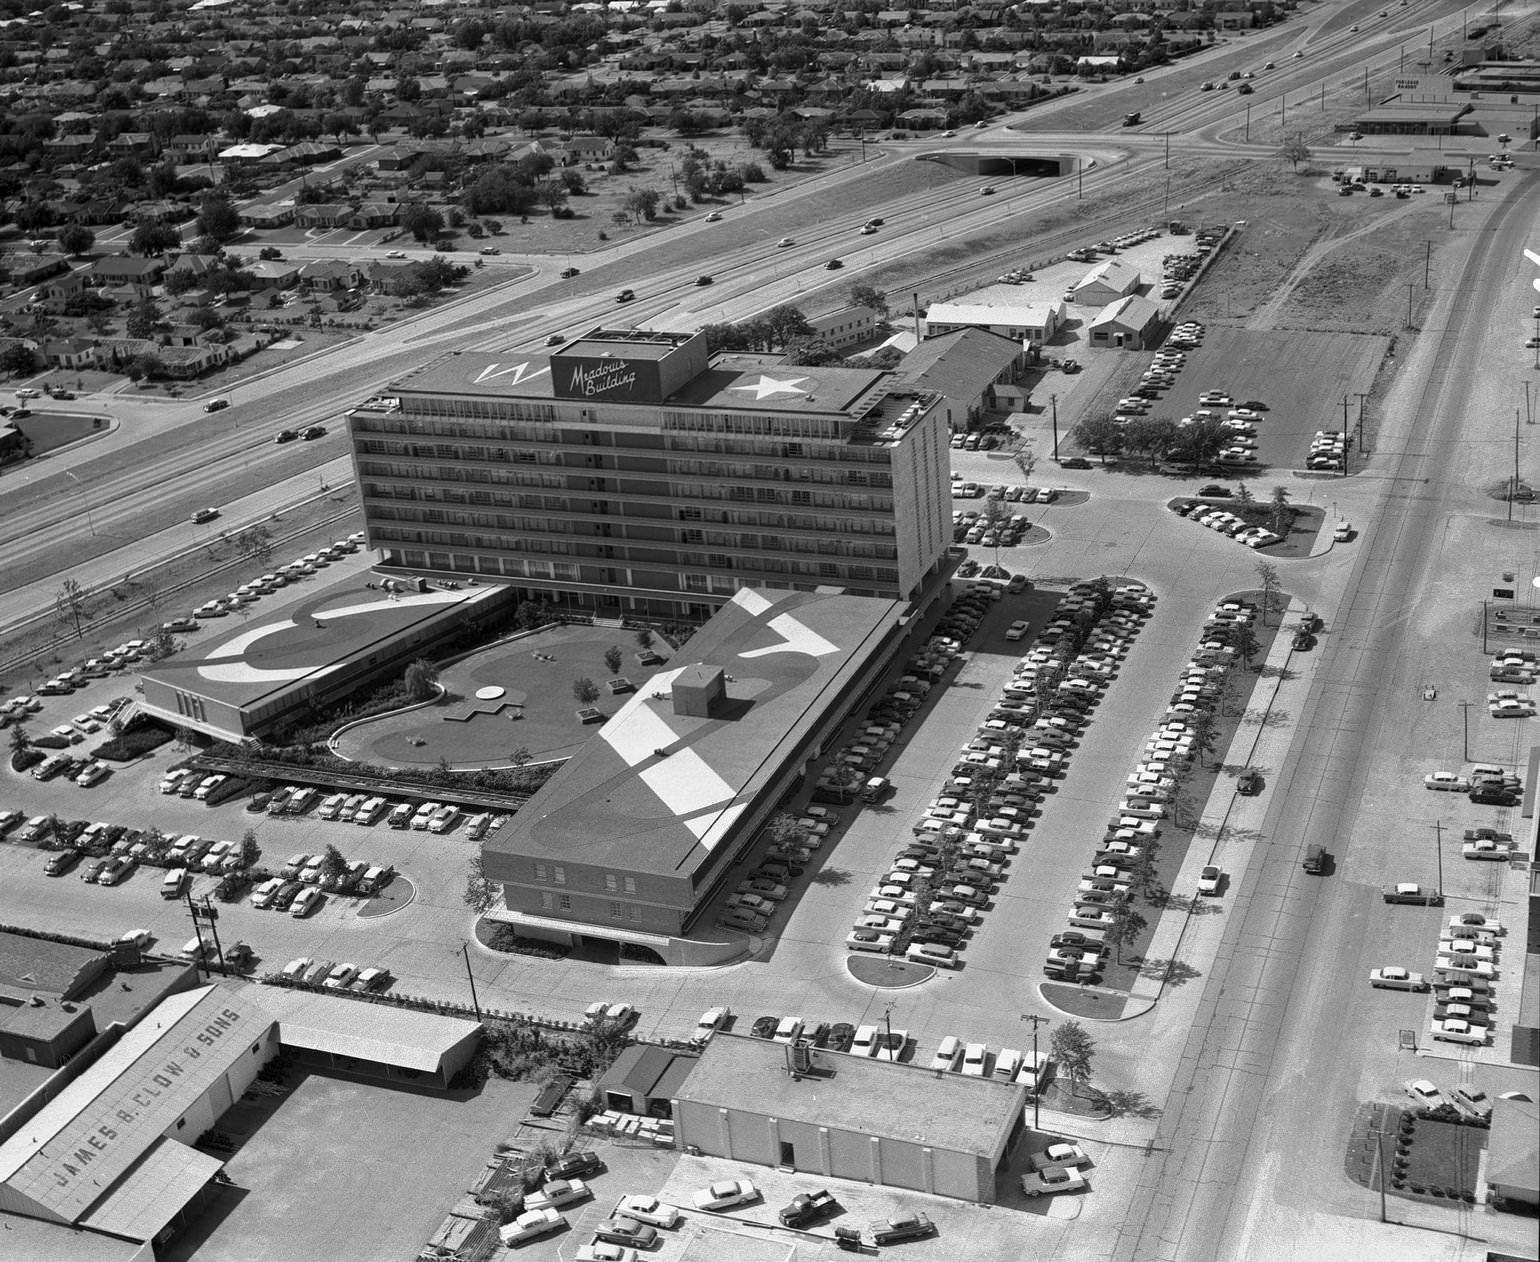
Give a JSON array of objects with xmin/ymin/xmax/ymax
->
[{"xmin": 536, "ymin": 892, "xmax": 643, "ymax": 921}]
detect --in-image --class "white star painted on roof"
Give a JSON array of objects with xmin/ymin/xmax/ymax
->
[{"xmin": 729, "ymin": 374, "xmax": 810, "ymax": 401}]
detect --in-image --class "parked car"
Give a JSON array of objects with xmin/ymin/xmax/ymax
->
[{"xmin": 693, "ymin": 1180, "xmax": 759, "ymax": 1211}]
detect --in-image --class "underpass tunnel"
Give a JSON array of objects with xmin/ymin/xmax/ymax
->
[{"xmin": 917, "ymin": 151, "xmax": 1076, "ymax": 178}]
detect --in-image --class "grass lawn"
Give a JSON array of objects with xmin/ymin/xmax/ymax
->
[
  {"xmin": 11, "ymin": 409, "xmax": 104, "ymax": 455},
  {"xmin": 1389, "ymin": 1112, "xmax": 1486, "ymax": 1203}
]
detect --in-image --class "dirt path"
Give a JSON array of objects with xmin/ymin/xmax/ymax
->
[{"xmin": 1245, "ymin": 199, "xmax": 1424, "ymax": 331}]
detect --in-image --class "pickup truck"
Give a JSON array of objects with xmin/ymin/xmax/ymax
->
[
  {"xmin": 778, "ymin": 1189, "xmax": 838, "ymax": 1228},
  {"xmin": 1382, "ymin": 884, "xmax": 1442, "ymax": 906},
  {"xmin": 1369, "ymin": 967, "xmax": 1429, "ymax": 991},
  {"xmin": 869, "ymin": 1213, "xmax": 935, "ymax": 1245}
]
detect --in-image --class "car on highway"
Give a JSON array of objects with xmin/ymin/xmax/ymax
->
[
  {"xmin": 203, "ymin": 398, "xmax": 229, "ymax": 413},
  {"xmin": 615, "ymin": 289, "xmax": 634, "ymax": 302},
  {"xmin": 274, "ymin": 429, "xmax": 298, "ymax": 443},
  {"xmin": 385, "ymin": 250, "xmax": 407, "ymax": 258},
  {"xmin": 301, "ymin": 425, "xmax": 326, "ymax": 440},
  {"xmin": 777, "ymin": 237, "xmax": 794, "ymax": 248},
  {"xmin": 705, "ymin": 212, "xmax": 721, "ymax": 222},
  {"xmin": 824, "ymin": 258, "xmax": 843, "ymax": 270}
]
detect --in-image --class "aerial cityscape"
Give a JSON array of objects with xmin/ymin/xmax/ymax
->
[{"xmin": 0, "ymin": 0, "xmax": 1536, "ymax": 1259}]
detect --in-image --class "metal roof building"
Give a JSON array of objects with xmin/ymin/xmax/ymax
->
[{"xmin": 0, "ymin": 985, "xmax": 279, "ymax": 1251}]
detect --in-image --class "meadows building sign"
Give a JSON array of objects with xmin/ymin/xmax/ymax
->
[{"xmin": 553, "ymin": 354, "xmax": 664, "ymax": 403}]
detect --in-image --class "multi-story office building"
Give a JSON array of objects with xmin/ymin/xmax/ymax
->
[{"xmin": 346, "ymin": 328, "xmax": 953, "ymax": 619}]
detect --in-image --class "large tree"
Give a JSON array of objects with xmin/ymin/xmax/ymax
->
[
  {"xmin": 401, "ymin": 202, "xmax": 445, "ymax": 243},
  {"xmin": 129, "ymin": 222, "xmax": 180, "ymax": 255},
  {"xmin": 195, "ymin": 195, "xmax": 240, "ymax": 243},
  {"xmin": 1049, "ymin": 1020, "xmax": 1096, "ymax": 1098},
  {"xmin": 56, "ymin": 223, "xmax": 95, "ymax": 256}
]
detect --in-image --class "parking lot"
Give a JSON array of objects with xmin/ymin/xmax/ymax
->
[
  {"xmin": 1064, "ymin": 324, "xmax": 1392, "ymax": 476},
  {"xmin": 160, "ymin": 1068, "xmax": 536, "ymax": 1262}
]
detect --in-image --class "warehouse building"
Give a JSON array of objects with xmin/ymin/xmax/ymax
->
[
  {"xmin": 923, "ymin": 296, "xmax": 1062, "ymax": 346},
  {"xmin": 481, "ymin": 587, "xmax": 912, "ymax": 964},
  {"xmin": 670, "ymin": 1033, "xmax": 1024, "ymax": 1203},
  {"xmin": 897, "ymin": 328, "xmax": 1031, "ymax": 429},
  {"xmin": 0, "ymin": 986, "xmax": 279, "ymax": 1257},
  {"xmin": 346, "ymin": 328, "xmax": 954, "ymax": 620}
]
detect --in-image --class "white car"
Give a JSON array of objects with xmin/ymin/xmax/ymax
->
[
  {"xmin": 846, "ymin": 929, "xmax": 894, "ymax": 953},
  {"xmin": 500, "ymin": 1207, "xmax": 565, "ymax": 1245},
  {"xmin": 693, "ymin": 1008, "xmax": 730, "ymax": 1044},
  {"xmin": 772, "ymin": 1016, "xmax": 804, "ymax": 1044},
  {"xmin": 692, "ymin": 1179, "xmax": 759, "ymax": 1211},
  {"xmin": 1005, "ymin": 620, "xmax": 1030, "ymax": 641},
  {"xmin": 1030, "ymin": 1142, "xmax": 1091, "ymax": 1169},
  {"xmin": 1424, "ymin": 771, "xmax": 1470, "ymax": 792},
  {"xmin": 615, "ymin": 1195, "xmax": 681, "ymax": 1228},
  {"xmin": 1197, "ymin": 865, "xmax": 1223, "ymax": 895},
  {"xmin": 961, "ymin": 1043, "xmax": 988, "ymax": 1076},
  {"xmin": 526, "ymin": 1178, "xmax": 591, "ymax": 1211},
  {"xmin": 930, "ymin": 1035, "xmax": 963, "ymax": 1070},
  {"xmin": 851, "ymin": 1023, "xmax": 880, "ymax": 1056}
]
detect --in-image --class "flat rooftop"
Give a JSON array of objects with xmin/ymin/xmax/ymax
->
[
  {"xmin": 672, "ymin": 1033, "xmax": 1023, "ymax": 1157},
  {"xmin": 484, "ymin": 588, "xmax": 906, "ymax": 881},
  {"xmin": 138, "ymin": 572, "xmax": 505, "ymax": 711},
  {"xmin": 391, "ymin": 348, "xmax": 894, "ymax": 418}
]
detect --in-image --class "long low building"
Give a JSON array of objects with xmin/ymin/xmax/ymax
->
[
  {"xmin": 481, "ymin": 586, "xmax": 914, "ymax": 965},
  {"xmin": 137, "ymin": 572, "xmax": 511, "ymax": 743},
  {"xmin": 670, "ymin": 1033, "xmax": 1025, "ymax": 1203}
]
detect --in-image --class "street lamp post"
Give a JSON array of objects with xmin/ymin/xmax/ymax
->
[
  {"xmin": 1367, "ymin": 1126, "xmax": 1391, "ymax": 1223},
  {"xmin": 1455, "ymin": 699, "xmax": 1472, "ymax": 761},
  {"xmin": 1432, "ymin": 820, "xmax": 1444, "ymax": 900},
  {"xmin": 460, "ymin": 943, "xmax": 483, "ymax": 1022},
  {"xmin": 65, "ymin": 471, "xmax": 95, "ymax": 535}
]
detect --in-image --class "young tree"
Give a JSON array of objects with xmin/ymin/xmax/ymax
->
[
  {"xmin": 1103, "ymin": 892, "xmax": 1148, "ymax": 963},
  {"xmin": 1267, "ymin": 485, "xmax": 1291, "ymax": 536},
  {"xmin": 767, "ymin": 811, "xmax": 808, "ymax": 848},
  {"xmin": 573, "ymin": 677, "xmax": 600, "ymax": 706},
  {"xmin": 635, "ymin": 628, "xmax": 653, "ymax": 650},
  {"xmin": 235, "ymin": 525, "xmax": 274, "ymax": 564},
  {"xmin": 509, "ymin": 745, "xmax": 532, "ymax": 767},
  {"xmin": 464, "ymin": 852, "xmax": 498, "ymax": 914},
  {"xmin": 982, "ymin": 495, "xmax": 1014, "ymax": 568},
  {"xmin": 1012, "ymin": 437, "xmax": 1037, "ymax": 491},
  {"xmin": 55, "ymin": 577, "xmax": 88, "ymax": 638},
  {"xmin": 239, "ymin": 828, "xmax": 260, "ymax": 869},
  {"xmin": 1188, "ymin": 709, "xmax": 1218, "ymax": 768},
  {"xmin": 8, "ymin": 724, "xmax": 31, "ymax": 753},
  {"xmin": 404, "ymin": 657, "xmax": 439, "ymax": 701},
  {"xmin": 1255, "ymin": 560, "xmax": 1281, "ymax": 626},
  {"xmin": 1232, "ymin": 623, "xmax": 1261, "ymax": 671},
  {"xmin": 603, "ymin": 645, "xmax": 623, "ymax": 674},
  {"xmin": 318, "ymin": 844, "xmax": 347, "ymax": 884},
  {"xmin": 1049, "ymin": 1020, "xmax": 1096, "ymax": 1098}
]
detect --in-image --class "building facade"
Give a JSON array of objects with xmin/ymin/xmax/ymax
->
[{"xmin": 346, "ymin": 329, "xmax": 953, "ymax": 619}]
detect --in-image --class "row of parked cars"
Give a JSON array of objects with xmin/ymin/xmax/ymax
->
[
  {"xmin": 34, "ymin": 642, "xmax": 154, "ymax": 696},
  {"xmin": 193, "ymin": 536, "xmax": 363, "ymax": 620},
  {"xmin": 1068, "ymin": 598, "xmax": 1268, "ymax": 960},
  {"xmin": 1423, "ymin": 763, "xmax": 1523, "ymax": 807},
  {"xmin": 1370, "ymin": 911, "xmax": 1506, "ymax": 1047},
  {"xmin": 1170, "ymin": 498, "xmax": 1284, "ymax": 550},
  {"xmin": 279, "ymin": 955, "xmax": 392, "ymax": 991}
]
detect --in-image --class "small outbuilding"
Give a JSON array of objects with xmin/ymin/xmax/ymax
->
[
  {"xmin": 1087, "ymin": 294, "xmax": 1162, "ymax": 350},
  {"xmin": 1070, "ymin": 257, "xmax": 1142, "ymax": 307}
]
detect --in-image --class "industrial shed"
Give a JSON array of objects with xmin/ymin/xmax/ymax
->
[
  {"xmin": 1087, "ymin": 294, "xmax": 1162, "ymax": 350},
  {"xmin": 670, "ymin": 1033, "xmax": 1024, "ymax": 1203},
  {"xmin": 251, "ymin": 986, "xmax": 482, "ymax": 1089},
  {"xmin": 1069, "ymin": 257, "xmax": 1142, "ymax": 307}
]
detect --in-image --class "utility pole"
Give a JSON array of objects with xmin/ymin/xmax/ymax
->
[
  {"xmin": 201, "ymin": 894, "xmax": 227, "ymax": 974},
  {"xmin": 1432, "ymin": 820, "xmax": 1444, "ymax": 900},
  {"xmin": 1021, "ymin": 1014, "xmax": 1050, "ymax": 1131},
  {"xmin": 1354, "ymin": 392, "xmax": 1369, "ymax": 455},
  {"xmin": 184, "ymin": 887, "xmax": 209, "ymax": 979},
  {"xmin": 1244, "ymin": 105, "xmax": 1250, "ymax": 143},
  {"xmin": 1367, "ymin": 1125, "xmax": 1392, "ymax": 1223},
  {"xmin": 1050, "ymin": 393, "xmax": 1059, "ymax": 460},
  {"xmin": 883, "ymin": 1002, "xmax": 895, "ymax": 1058},
  {"xmin": 1512, "ymin": 408, "xmax": 1521, "ymax": 521},
  {"xmin": 1405, "ymin": 282, "xmax": 1414, "ymax": 329},
  {"xmin": 460, "ymin": 943, "xmax": 483, "ymax": 1022},
  {"xmin": 1163, "ymin": 130, "xmax": 1170, "ymax": 169},
  {"xmin": 1423, "ymin": 240, "xmax": 1431, "ymax": 289},
  {"xmin": 1455, "ymin": 699, "xmax": 1472, "ymax": 761}
]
